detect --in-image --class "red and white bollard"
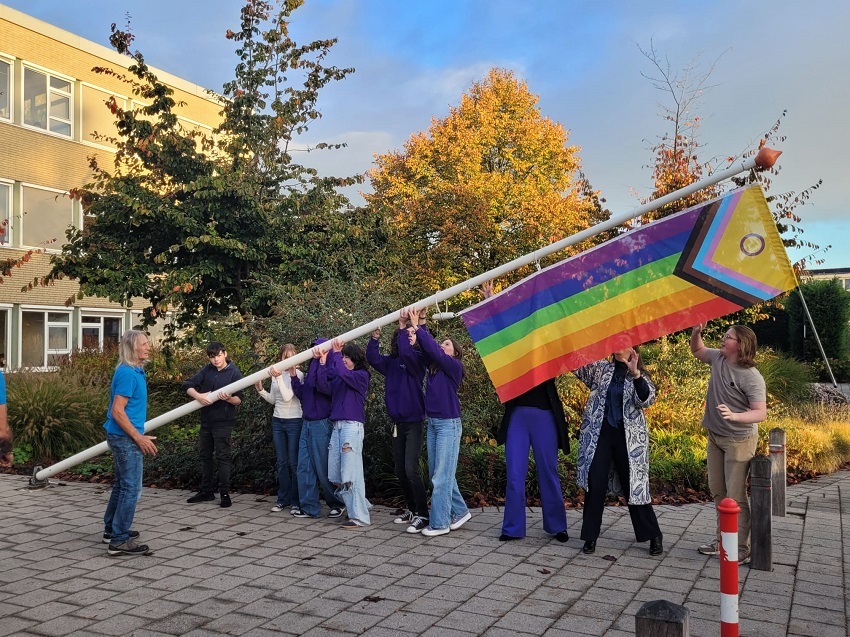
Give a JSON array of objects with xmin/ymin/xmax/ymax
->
[{"xmin": 717, "ymin": 497, "xmax": 740, "ymax": 637}]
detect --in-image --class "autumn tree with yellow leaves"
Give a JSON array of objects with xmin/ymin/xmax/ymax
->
[{"xmin": 367, "ymin": 68, "xmax": 597, "ymax": 296}]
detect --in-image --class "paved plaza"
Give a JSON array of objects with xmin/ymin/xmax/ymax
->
[{"xmin": 0, "ymin": 470, "xmax": 848, "ymax": 637}]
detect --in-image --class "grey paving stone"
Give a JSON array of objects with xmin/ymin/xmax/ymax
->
[
  {"xmin": 0, "ymin": 617, "xmax": 39, "ymax": 637},
  {"xmin": 26, "ymin": 615, "xmax": 95, "ymax": 637}
]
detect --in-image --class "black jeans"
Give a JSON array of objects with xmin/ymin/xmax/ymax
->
[
  {"xmin": 392, "ymin": 421, "xmax": 428, "ymax": 517},
  {"xmin": 199, "ymin": 422, "xmax": 234, "ymax": 494},
  {"xmin": 581, "ymin": 421, "xmax": 660, "ymax": 543}
]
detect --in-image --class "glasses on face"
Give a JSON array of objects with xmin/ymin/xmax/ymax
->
[{"xmin": 722, "ymin": 335, "xmax": 739, "ymax": 342}]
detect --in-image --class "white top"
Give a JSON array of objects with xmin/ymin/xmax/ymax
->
[{"xmin": 258, "ymin": 369, "xmax": 304, "ymax": 419}]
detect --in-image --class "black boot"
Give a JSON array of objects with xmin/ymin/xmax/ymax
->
[{"xmin": 649, "ymin": 535, "xmax": 663, "ymax": 556}]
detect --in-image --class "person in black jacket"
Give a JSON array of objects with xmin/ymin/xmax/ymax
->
[
  {"xmin": 480, "ymin": 281, "xmax": 571, "ymax": 542},
  {"xmin": 498, "ymin": 379, "xmax": 571, "ymax": 542},
  {"xmin": 183, "ymin": 342, "xmax": 243, "ymax": 508}
]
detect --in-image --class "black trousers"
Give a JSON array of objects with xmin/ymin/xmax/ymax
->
[
  {"xmin": 392, "ymin": 421, "xmax": 428, "ymax": 517},
  {"xmin": 199, "ymin": 422, "xmax": 234, "ymax": 494},
  {"xmin": 581, "ymin": 422, "xmax": 661, "ymax": 543}
]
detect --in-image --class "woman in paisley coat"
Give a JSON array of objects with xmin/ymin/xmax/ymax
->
[{"xmin": 575, "ymin": 346, "xmax": 663, "ymax": 556}]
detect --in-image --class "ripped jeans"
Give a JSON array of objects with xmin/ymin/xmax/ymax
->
[{"xmin": 328, "ymin": 420, "xmax": 370, "ymax": 525}]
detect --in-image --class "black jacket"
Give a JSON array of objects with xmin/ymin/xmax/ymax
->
[
  {"xmin": 181, "ymin": 361, "xmax": 244, "ymax": 425},
  {"xmin": 497, "ymin": 379, "xmax": 570, "ymax": 453}
]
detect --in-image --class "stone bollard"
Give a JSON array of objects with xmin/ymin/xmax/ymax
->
[
  {"xmin": 750, "ymin": 455, "xmax": 772, "ymax": 571},
  {"xmin": 635, "ymin": 599, "xmax": 690, "ymax": 637},
  {"xmin": 769, "ymin": 428, "xmax": 786, "ymax": 517}
]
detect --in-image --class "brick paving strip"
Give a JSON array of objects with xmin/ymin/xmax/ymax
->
[{"xmin": 0, "ymin": 471, "xmax": 847, "ymax": 637}]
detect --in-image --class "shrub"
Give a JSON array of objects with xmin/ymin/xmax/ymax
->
[
  {"xmin": 809, "ymin": 357, "xmax": 850, "ymax": 383},
  {"xmin": 786, "ymin": 279, "xmax": 850, "ymax": 360},
  {"xmin": 758, "ymin": 349, "xmax": 814, "ymax": 405},
  {"xmin": 6, "ymin": 371, "xmax": 107, "ymax": 464}
]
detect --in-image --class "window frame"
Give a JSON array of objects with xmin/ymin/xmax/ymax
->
[
  {"xmin": 20, "ymin": 182, "xmax": 73, "ymax": 252},
  {"xmin": 79, "ymin": 310, "xmax": 125, "ymax": 351},
  {"xmin": 20, "ymin": 62, "xmax": 74, "ymax": 139},
  {"xmin": 80, "ymin": 82, "xmax": 128, "ymax": 151},
  {"xmin": 18, "ymin": 305, "xmax": 72, "ymax": 371},
  {"xmin": 0, "ymin": 53, "xmax": 13, "ymax": 123},
  {"xmin": 0, "ymin": 179, "xmax": 12, "ymax": 246}
]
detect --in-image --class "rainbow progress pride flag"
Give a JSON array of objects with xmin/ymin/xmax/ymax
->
[{"xmin": 460, "ymin": 186, "xmax": 797, "ymax": 402}]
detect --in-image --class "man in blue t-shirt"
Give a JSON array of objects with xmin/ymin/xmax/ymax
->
[
  {"xmin": 0, "ymin": 371, "xmax": 12, "ymax": 468},
  {"xmin": 103, "ymin": 330, "xmax": 158, "ymax": 556}
]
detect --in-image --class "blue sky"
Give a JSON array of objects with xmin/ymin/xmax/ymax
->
[{"xmin": 6, "ymin": 0, "xmax": 848, "ymax": 269}]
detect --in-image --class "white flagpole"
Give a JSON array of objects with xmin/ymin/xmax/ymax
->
[{"xmin": 31, "ymin": 148, "xmax": 780, "ymax": 484}]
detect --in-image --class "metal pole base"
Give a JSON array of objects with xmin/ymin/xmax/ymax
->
[{"xmin": 28, "ymin": 466, "xmax": 50, "ymax": 489}]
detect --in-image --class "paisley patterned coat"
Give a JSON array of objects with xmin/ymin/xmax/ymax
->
[{"xmin": 575, "ymin": 360, "xmax": 657, "ymax": 505}]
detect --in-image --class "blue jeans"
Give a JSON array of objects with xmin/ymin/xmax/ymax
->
[
  {"xmin": 297, "ymin": 418, "xmax": 344, "ymax": 517},
  {"xmin": 328, "ymin": 420, "xmax": 370, "ymax": 525},
  {"xmin": 427, "ymin": 417, "xmax": 468, "ymax": 530},
  {"xmin": 104, "ymin": 434, "xmax": 144, "ymax": 544},
  {"xmin": 272, "ymin": 417, "xmax": 302, "ymax": 506}
]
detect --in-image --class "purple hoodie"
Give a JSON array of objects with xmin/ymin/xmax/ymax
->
[
  {"xmin": 366, "ymin": 331, "xmax": 426, "ymax": 423},
  {"xmin": 291, "ymin": 338, "xmax": 333, "ymax": 421},
  {"xmin": 327, "ymin": 354, "xmax": 370, "ymax": 423},
  {"xmin": 402, "ymin": 327, "xmax": 463, "ymax": 419}
]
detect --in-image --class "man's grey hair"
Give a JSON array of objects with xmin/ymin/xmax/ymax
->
[{"xmin": 117, "ymin": 330, "xmax": 149, "ymax": 368}]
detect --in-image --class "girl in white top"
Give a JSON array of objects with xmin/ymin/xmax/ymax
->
[{"xmin": 256, "ymin": 344, "xmax": 305, "ymax": 513}]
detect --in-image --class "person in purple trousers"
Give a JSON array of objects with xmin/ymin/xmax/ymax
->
[{"xmin": 478, "ymin": 281, "xmax": 571, "ymax": 543}]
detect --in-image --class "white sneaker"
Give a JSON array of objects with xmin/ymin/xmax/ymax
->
[
  {"xmin": 421, "ymin": 525, "xmax": 450, "ymax": 537},
  {"xmin": 270, "ymin": 503, "xmax": 285, "ymax": 513},
  {"xmin": 449, "ymin": 511, "xmax": 472, "ymax": 530},
  {"xmin": 394, "ymin": 510, "xmax": 414, "ymax": 524}
]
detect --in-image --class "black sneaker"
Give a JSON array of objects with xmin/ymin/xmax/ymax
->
[
  {"xmin": 220, "ymin": 493, "xmax": 232, "ymax": 508},
  {"xmin": 187, "ymin": 491, "xmax": 215, "ymax": 503},
  {"xmin": 102, "ymin": 530, "xmax": 140, "ymax": 544},
  {"xmin": 292, "ymin": 509, "xmax": 313, "ymax": 518},
  {"xmin": 406, "ymin": 516, "xmax": 429, "ymax": 534},
  {"xmin": 107, "ymin": 538, "xmax": 150, "ymax": 556},
  {"xmin": 394, "ymin": 510, "xmax": 414, "ymax": 524},
  {"xmin": 328, "ymin": 507, "xmax": 346, "ymax": 518}
]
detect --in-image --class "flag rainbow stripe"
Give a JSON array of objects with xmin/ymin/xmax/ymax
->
[{"xmin": 460, "ymin": 186, "xmax": 796, "ymax": 402}]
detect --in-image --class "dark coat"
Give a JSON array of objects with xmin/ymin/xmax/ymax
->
[{"xmin": 497, "ymin": 379, "xmax": 570, "ymax": 453}]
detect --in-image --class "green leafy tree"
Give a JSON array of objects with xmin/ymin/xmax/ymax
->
[{"xmin": 44, "ymin": 0, "xmax": 355, "ymax": 339}]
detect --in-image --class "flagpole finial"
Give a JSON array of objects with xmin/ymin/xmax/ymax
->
[{"xmin": 754, "ymin": 147, "xmax": 782, "ymax": 170}]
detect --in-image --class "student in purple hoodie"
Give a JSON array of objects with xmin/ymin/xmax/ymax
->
[
  {"xmin": 402, "ymin": 307, "xmax": 471, "ymax": 537},
  {"xmin": 326, "ymin": 338, "xmax": 371, "ymax": 528},
  {"xmin": 291, "ymin": 338, "xmax": 346, "ymax": 519},
  {"xmin": 368, "ymin": 312, "xmax": 429, "ymax": 533}
]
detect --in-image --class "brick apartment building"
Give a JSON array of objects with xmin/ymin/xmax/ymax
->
[{"xmin": 0, "ymin": 4, "xmax": 221, "ymax": 368}]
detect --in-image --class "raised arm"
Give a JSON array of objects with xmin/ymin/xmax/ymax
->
[{"xmin": 690, "ymin": 323, "xmax": 711, "ymax": 363}]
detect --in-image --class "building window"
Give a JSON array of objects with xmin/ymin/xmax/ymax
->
[
  {"xmin": 0, "ymin": 181, "xmax": 10, "ymax": 245},
  {"xmin": 81, "ymin": 315, "xmax": 123, "ymax": 350},
  {"xmin": 0, "ymin": 308, "xmax": 8, "ymax": 369},
  {"xmin": 82, "ymin": 85, "xmax": 121, "ymax": 149},
  {"xmin": 0, "ymin": 58, "xmax": 10, "ymax": 121},
  {"xmin": 21, "ymin": 185, "xmax": 72, "ymax": 249},
  {"xmin": 21, "ymin": 310, "xmax": 71, "ymax": 368},
  {"xmin": 23, "ymin": 66, "xmax": 72, "ymax": 137},
  {"xmin": 844, "ymin": 278, "xmax": 850, "ymax": 292}
]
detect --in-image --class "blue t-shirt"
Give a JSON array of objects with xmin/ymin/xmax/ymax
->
[
  {"xmin": 104, "ymin": 364, "xmax": 147, "ymax": 435},
  {"xmin": 0, "ymin": 371, "xmax": 6, "ymax": 405}
]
